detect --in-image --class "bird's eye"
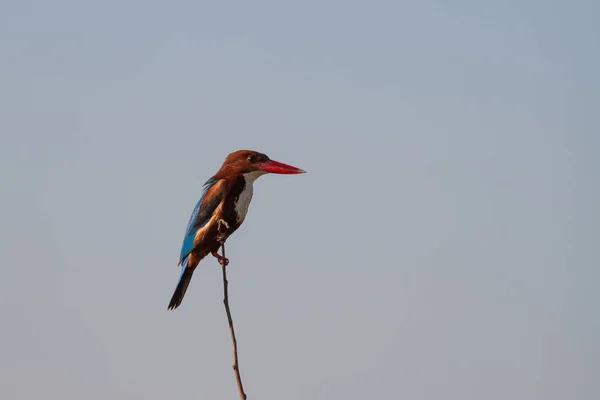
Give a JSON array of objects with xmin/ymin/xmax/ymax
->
[{"xmin": 247, "ymin": 155, "xmax": 256, "ymax": 163}]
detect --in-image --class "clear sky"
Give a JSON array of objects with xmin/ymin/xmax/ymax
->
[{"xmin": 1, "ymin": 1, "xmax": 598, "ymax": 399}]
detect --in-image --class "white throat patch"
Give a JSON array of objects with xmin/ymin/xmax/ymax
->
[
  {"xmin": 235, "ymin": 171, "xmax": 265, "ymax": 223},
  {"xmin": 243, "ymin": 170, "xmax": 267, "ymax": 183}
]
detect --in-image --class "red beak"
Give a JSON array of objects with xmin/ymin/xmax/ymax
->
[{"xmin": 259, "ymin": 160, "xmax": 306, "ymax": 175}]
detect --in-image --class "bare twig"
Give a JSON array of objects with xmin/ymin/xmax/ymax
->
[{"xmin": 217, "ymin": 221, "xmax": 247, "ymax": 400}]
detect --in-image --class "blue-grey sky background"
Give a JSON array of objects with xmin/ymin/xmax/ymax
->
[{"xmin": 1, "ymin": 1, "xmax": 598, "ymax": 399}]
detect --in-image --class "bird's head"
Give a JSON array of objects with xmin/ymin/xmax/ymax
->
[{"xmin": 215, "ymin": 150, "xmax": 306, "ymax": 181}]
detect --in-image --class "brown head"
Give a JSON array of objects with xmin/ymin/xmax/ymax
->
[{"xmin": 213, "ymin": 150, "xmax": 306, "ymax": 180}]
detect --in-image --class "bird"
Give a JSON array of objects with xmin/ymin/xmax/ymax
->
[{"xmin": 168, "ymin": 149, "xmax": 306, "ymax": 310}]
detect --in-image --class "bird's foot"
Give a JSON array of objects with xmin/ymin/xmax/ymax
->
[
  {"xmin": 214, "ymin": 219, "xmax": 230, "ymax": 265},
  {"xmin": 211, "ymin": 251, "xmax": 229, "ymax": 266}
]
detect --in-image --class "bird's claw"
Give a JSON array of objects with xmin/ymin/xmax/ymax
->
[
  {"xmin": 211, "ymin": 251, "xmax": 229, "ymax": 266},
  {"xmin": 214, "ymin": 219, "xmax": 230, "ymax": 265}
]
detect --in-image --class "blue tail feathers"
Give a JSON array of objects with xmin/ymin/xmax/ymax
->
[{"xmin": 168, "ymin": 258, "xmax": 194, "ymax": 310}]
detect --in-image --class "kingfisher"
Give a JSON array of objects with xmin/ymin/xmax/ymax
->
[{"xmin": 168, "ymin": 150, "xmax": 306, "ymax": 310}]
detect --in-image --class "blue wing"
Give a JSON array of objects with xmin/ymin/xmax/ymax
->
[{"xmin": 178, "ymin": 178, "xmax": 222, "ymax": 264}]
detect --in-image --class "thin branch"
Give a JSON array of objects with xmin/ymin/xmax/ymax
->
[{"xmin": 218, "ymin": 222, "xmax": 247, "ymax": 400}]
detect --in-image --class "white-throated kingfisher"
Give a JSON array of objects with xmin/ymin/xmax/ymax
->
[{"xmin": 168, "ymin": 150, "xmax": 306, "ymax": 310}]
